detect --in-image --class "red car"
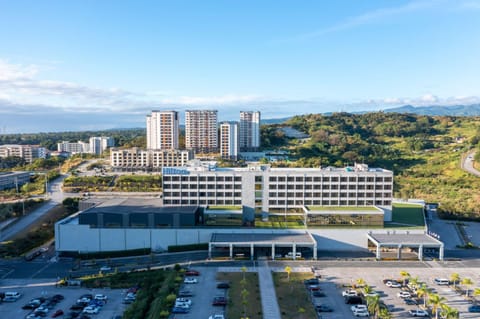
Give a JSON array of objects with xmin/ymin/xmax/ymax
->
[
  {"xmin": 212, "ymin": 297, "xmax": 227, "ymax": 306},
  {"xmin": 185, "ymin": 270, "xmax": 200, "ymax": 276},
  {"xmin": 52, "ymin": 309, "xmax": 64, "ymax": 318}
]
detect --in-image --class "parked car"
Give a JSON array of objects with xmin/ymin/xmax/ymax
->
[
  {"xmin": 94, "ymin": 294, "xmax": 108, "ymax": 302},
  {"xmin": 178, "ymin": 290, "xmax": 194, "ymax": 297},
  {"xmin": 434, "ymin": 278, "xmax": 450, "ymax": 286},
  {"xmin": 184, "ymin": 277, "xmax": 198, "ymax": 284},
  {"xmin": 311, "ymin": 291, "xmax": 326, "ymax": 297},
  {"xmin": 408, "ymin": 309, "xmax": 429, "ymax": 317},
  {"xmin": 345, "ymin": 296, "xmax": 363, "ymax": 304},
  {"xmin": 307, "ymin": 284, "xmax": 321, "ymax": 291},
  {"xmin": 175, "ymin": 298, "xmax": 192, "ymax": 306},
  {"xmin": 386, "ymin": 281, "xmax": 402, "ymax": 288},
  {"xmin": 315, "ymin": 304, "xmax": 333, "ymax": 312},
  {"xmin": 185, "ymin": 269, "xmax": 200, "ymax": 276},
  {"xmin": 212, "ymin": 296, "xmax": 227, "ymax": 306},
  {"xmin": 51, "ymin": 310, "xmax": 64, "ymax": 318},
  {"xmin": 304, "ymin": 278, "xmax": 320, "ymax": 285},
  {"xmin": 468, "ymin": 305, "xmax": 480, "ymax": 312},
  {"xmin": 208, "ymin": 315, "xmax": 225, "ymax": 319},
  {"xmin": 404, "ymin": 298, "xmax": 418, "ymax": 305},
  {"xmin": 171, "ymin": 307, "xmax": 189, "ymax": 314},
  {"xmin": 100, "ymin": 266, "xmax": 111, "ymax": 271},
  {"xmin": 216, "ymin": 282, "xmax": 230, "ymax": 289},
  {"xmin": 82, "ymin": 306, "xmax": 99, "ymax": 314},
  {"xmin": 342, "ymin": 290, "xmax": 358, "ymax": 297},
  {"xmin": 174, "ymin": 302, "xmax": 190, "ymax": 309},
  {"xmin": 353, "ymin": 309, "xmax": 369, "ymax": 317},
  {"xmin": 351, "ymin": 305, "xmax": 367, "ymax": 312},
  {"xmin": 397, "ymin": 291, "xmax": 412, "ymax": 299}
]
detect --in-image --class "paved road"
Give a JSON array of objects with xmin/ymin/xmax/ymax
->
[
  {"xmin": 0, "ymin": 174, "xmax": 67, "ymax": 242},
  {"xmin": 461, "ymin": 150, "xmax": 480, "ymax": 177}
]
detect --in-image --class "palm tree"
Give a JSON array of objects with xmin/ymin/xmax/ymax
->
[
  {"xmin": 241, "ymin": 266, "xmax": 247, "ymax": 280},
  {"xmin": 474, "ymin": 287, "xmax": 480, "ymax": 297},
  {"xmin": 440, "ymin": 304, "xmax": 459, "ymax": 319},
  {"xmin": 367, "ymin": 295, "xmax": 381, "ymax": 319},
  {"xmin": 409, "ymin": 276, "xmax": 420, "ymax": 289},
  {"xmin": 400, "ymin": 270, "xmax": 410, "ymax": 286},
  {"xmin": 429, "ymin": 293, "xmax": 447, "ymax": 319},
  {"xmin": 462, "ymin": 277, "xmax": 474, "ymax": 297},
  {"xmin": 284, "ymin": 266, "xmax": 292, "ymax": 281},
  {"xmin": 379, "ymin": 307, "xmax": 393, "ymax": 319},
  {"xmin": 356, "ymin": 278, "xmax": 366, "ymax": 288},
  {"xmin": 450, "ymin": 273, "xmax": 460, "ymax": 289},
  {"xmin": 363, "ymin": 285, "xmax": 374, "ymax": 296},
  {"xmin": 416, "ymin": 284, "xmax": 430, "ymax": 307}
]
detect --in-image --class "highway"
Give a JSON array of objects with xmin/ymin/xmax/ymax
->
[
  {"xmin": 461, "ymin": 150, "xmax": 480, "ymax": 177},
  {"xmin": 0, "ymin": 174, "xmax": 68, "ymax": 242}
]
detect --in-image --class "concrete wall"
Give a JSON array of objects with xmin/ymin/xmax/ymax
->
[{"xmin": 56, "ymin": 220, "xmax": 426, "ymax": 253}]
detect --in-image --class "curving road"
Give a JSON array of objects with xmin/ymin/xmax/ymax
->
[
  {"xmin": 461, "ymin": 150, "xmax": 480, "ymax": 177},
  {"xmin": 0, "ymin": 174, "xmax": 68, "ymax": 241}
]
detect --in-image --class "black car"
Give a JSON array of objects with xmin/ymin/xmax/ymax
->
[
  {"xmin": 70, "ymin": 304, "xmax": 85, "ymax": 310},
  {"xmin": 178, "ymin": 290, "xmax": 194, "ymax": 297},
  {"xmin": 217, "ymin": 282, "xmax": 230, "ymax": 289},
  {"xmin": 304, "ymin": 278, "xmax": 320, "ymax": 285},
  {"xmin": 344, "ymin": 296, "xmax": 363, "ymax": 304},
  {"xmin": 311, "ymin": 291, "xmax": 326, "ymax": 297},
  {"xmin": 316, "ymin": 304, "xmax": 334, "ymax": 312},
  {"xmin": 404, "ymin": 298, "xmax": 417, "ymax": 305}
]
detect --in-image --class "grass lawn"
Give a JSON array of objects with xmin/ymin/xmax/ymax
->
[
  {"xmin": 391, "ymin": 203, "xmax": 425, "ymax": 226},
  {"xmin": 217, "ymin": 272, "xmax": 262, "ymax": 319},
  {"xmin": 273, "ymin": 272, "xmax": 317, "ymax": 319}
]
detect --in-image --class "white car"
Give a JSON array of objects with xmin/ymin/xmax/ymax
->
[
  {"xmin": 342, "ymin": 289, "xmax": 358, "ymax": 297},
  {"xmin": 175, "ymin": 302, "xmax": 190, "ymax": 309},
  {"xmin": 176, "ymin": 298, "xmax": 192, "ymax": 306},
  {"xmin": 94, "ymin": 294, "xmax": 108, "ymax": 301},
  {"xmin": 353, "ymin": 309, "xmax": 369, "ymax": 317},
  {"xmin": 208, "ymin": 315, "xmax": 225, "ymax": 319},
  {"xmin": 364, "ymin": 291, "xmax": 380, "ymax": 297},
  {"xmin": 409, "ymin": 309, "xmax": 429, "ymax": 317},
  {"xmin": 184, "ymin": 277, "xmax": 198, "ymax": 284},
  {"xmin": 351, "ymin": 304, "xmax": 368, "ymax": 312},
  {"xmin": 386, "ymin": 281, "xmax": 402, "ymax": 288},
  {"xmin": 397, "ymin": 291, "xmax": 412, "ymax": 299},
  {"xmin": 100, "ymin": 266, "xmax": 112, "ymax": 271},
  {"xmin": 82, "ymin": 306, "xmax": 100, "ymax": 314}
]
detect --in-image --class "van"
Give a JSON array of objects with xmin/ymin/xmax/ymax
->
[
  {"xmin": 434, "ymin": 278, "xmax": 450, "ymax": 285},
  {"xmin": 285, "ymin": 252, "xmax": 302, "ymax": 258},
  {"xmin": 4, "ymin": 291, "xmax": 21, "ymax": 300}
]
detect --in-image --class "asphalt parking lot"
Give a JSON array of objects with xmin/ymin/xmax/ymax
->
[
  {"xmin": 170, "ymin": 267, "xmax": 226, "ymax": 319},
  {"xmin": 0, "ymin": 280, "xmax": 127, "ymax": 319}
]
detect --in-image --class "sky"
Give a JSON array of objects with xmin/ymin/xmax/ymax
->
[{"xmin": 0, "ymin": 0, "xmax": 480, "ymax": 133}]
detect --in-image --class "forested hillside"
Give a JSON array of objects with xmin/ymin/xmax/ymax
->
[{"xmin": 262, "ymin": 112, "xmax": 480, "ymax": 217}]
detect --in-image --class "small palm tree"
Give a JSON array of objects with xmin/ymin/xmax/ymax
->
[
  {"xmin": 356, "ymin": 278, "xmax": 366, "ymax": 288},
  {"xmin": 363, "ymin": 285, "xmax": 374, "ymax": 296},
  {"xmin": 416, "ymin": 284, "xmax": 430, "ymax": 307},
  {"xmin": 409, "ymin": 276, "xmax": 420, "ymax": 289},
  {"xmin": 284, "ymin": 266, "xmax": 292, "ymax": 281},
  {"xmin": 462, "ymin": 277, "xmax": 474, "ymax": 297},
  {"xmin": 241, "ymin": 266, "xmax": 247, "ymax": 280},
  {"xmin": 400, "ymin": 270, "xmax": 410, "ymax": 286},
  {"xmin": 367, "ymin": 295, "xmax": 381, "ymax": 319},
  {"xmin": 440, "ymin": 304, "xmax": 459, "ymax": 319},
  {"xmin": 429, "ymin": 293, "xmax": 447, "ymax": 319},
  {"xmin": 450, "ymin": 273, "xmax": 460, "ymax": 289},
  {"xmin": 379, "ymin": 307, "xmax": 393, "ymax": 319},
  {"xmin": 473, "ymin": 287, "xmax": 480, "ymax": 297}
]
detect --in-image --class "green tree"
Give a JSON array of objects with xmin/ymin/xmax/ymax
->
[
  {"xmin": 450, "ymin": 273, "xmax": 460, "ymax": 289},
  {"xmin": 440, "ymin": 304, "xmax": 459, "ymax": 319},
  {"xmin": 367, "ymin": 295, "xmax": 381, "ymax": 319},
  {"xmin": 356, "ymin": 278, "xmax": 366, "ymax": 288},
  {"xmin": 399, "ymin": 270, "xmax": 410, "ymax": 286},
  {"xmin": 379, "ymin": 307, "xmax": 392, "ymax": 319},
  {"xmin": 416, "ymin": 284, "xmax": 430, "ymax": 307},
  {"xmin": 284, "ymin": 266, "xmax": 292, "ymax": 281},
  {"xmin": 462, "ymin": 277, "xmax": 474, "ymax": 297},
  {"xmin": 429, "ymin": 294, "xmax": 446, "ymax": 319}
]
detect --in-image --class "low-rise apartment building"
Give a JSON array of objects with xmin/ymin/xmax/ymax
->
[
  {"xmin": 0, "ymin": 171, "xmax": 31, "ymax": 190},
  {"xmin": 110, "ymin": 148, "xmax": 193, "ymax": 171},
  {"xmin": 0, "ymin": 144, "xmax": 47, "ymax": 163}
]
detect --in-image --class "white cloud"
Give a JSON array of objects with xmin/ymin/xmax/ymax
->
[{"xmin": 0, "ymin": 59, "xmax": 39, "ymax": 81}]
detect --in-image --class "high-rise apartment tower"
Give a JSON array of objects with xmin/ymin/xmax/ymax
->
[
  {"xmin": 220, "ymin": 122, "xmax": 239, "ymax": 160},
  {"xmin": 146, "ymin": 111, "xmax": 179, "ymax": 150},
  {"xmin": 239, "ymin": 111, "xmax": 260, "ymax": 151},
  {"xmin": 185, "ymin": 110, "xmax": 218, "ymax": 153}
]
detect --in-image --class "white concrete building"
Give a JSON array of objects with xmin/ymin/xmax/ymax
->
[
  {"xmin": 0, "ymin": 144, "xmax": 46, "ymax": 163},
  {"xmin": 185, "ymin": 110, "xmax": 218, "ymax": 153},
  {"xmin": 162, "ymin": 162, "xmax": 394, "ymax": 221},
  {"xmin": 57, "ymin": 141, "xmax": 89, "ymax": 154},
  {"xmin": 89, "ymin": 137, "xmax": 114, "ymax": 155},
  {"xmin": 240, "ymin": 111, "xmax": 260, "ymax": 151},
  {"xmin": 220, "ymin": 122, "xmax": 239, "ymax": 160},
  {"xmin": 110, "ymin": 148, "xmax": 193, "ymax": 171},
  {"xmin": 0, "ymin": 171, "xmax": 31, "ymax": 190},
  {"xmin": 146, "ymin": 110, "xmax": 179, "ymax": 150}
]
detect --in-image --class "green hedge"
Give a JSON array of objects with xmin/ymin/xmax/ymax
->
[{"xmin": 168, "ymin": 243, "xmax": 208, "ymax": 252}]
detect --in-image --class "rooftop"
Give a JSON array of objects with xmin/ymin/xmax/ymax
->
[
  {"xmin": 368, "ymin": 232, "xmax": 442, "ymax": 246},
  {"xmin": 210, "ymin": 232, "xmax": 315, "ymax": 244},
  {"xmin": 80, "ymin": 198, "xmax": 198, "ymax": 215}
]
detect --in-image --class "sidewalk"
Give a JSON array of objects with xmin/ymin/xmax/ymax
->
[{"xmin": 258, "ymin": 261, "xmax": 282, "ymax": 319}]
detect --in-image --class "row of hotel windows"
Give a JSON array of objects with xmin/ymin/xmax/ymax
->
[
  {"xmin": 164, "ymin": 192, "xmax": 242, "ymax": 197},
  {"xmin": 269, "ymin": 200, "xmax": 391, "ymax": 206},
  {"xmin": 163, "ymin": 176, "xmax": 242, "ymax": 182},
  {"xmin": 163, "ymin": 191, "xmax": 391, "ymax": 198},
  {"xmin": 269, "ymin": 184, "xmax": 391, "ymax": 190},
  {"xmin": 164, "ymin": 184, "xmax": 242, "ymax": 189},
  {"xmin": 267, "ymin": 176, "xmax": 392, "ymax": 182}
]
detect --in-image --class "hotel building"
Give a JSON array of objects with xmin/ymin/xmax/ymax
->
[
  {"xmin": 110, "ymin": 148, "xmax": 193, "ymax": 171},
  {"xmin": 220, "ymin": 122, "xmax": 240, "ymax": 160},
  {"xmin": 239, "ymin": 111, "xmax": 260, "ymax": 151}
]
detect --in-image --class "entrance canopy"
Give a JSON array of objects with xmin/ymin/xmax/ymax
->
[
  {"xmin": 367, "ymin": 232, "xmax": 444, "ymax": 260},
  {"xmin": 209, "ymin": 232, "xmax": 317, "ymax": 260}
]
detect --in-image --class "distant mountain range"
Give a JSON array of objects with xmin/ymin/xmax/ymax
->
[{"xmin": 382, "ymin": 104, "xmax": 480, "ymax": 116}]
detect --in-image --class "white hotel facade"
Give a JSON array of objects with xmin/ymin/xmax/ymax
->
[{"xmin": 162, "ymin": 162, "xmax": 394, "ymax": 221}]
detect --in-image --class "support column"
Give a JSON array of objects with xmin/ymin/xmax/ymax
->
[
  {"xmin": 376, "ymin": 244, "xmax": 381, "ymax": 260},
  {"xmin": 439, "ymin": 244, "xmax": 444, "ymax": 261},
  {"xmin": 313, "ymin": 243, "xmax": 317, "ymax": 260},
  {"xmin": 418, "ymin": 245, "xmax": 423, "ymax": 261},
  {"xmin": 250, "ymin": 243, "xmax": 254, "ymax": 260},
  {"xmin": 397, "ymin": 244, "xmax": 402, "ymax": 260},
  {"xmin": 272, "ymin": 243, "xmax": 275, "ymax": 260},
  {"xmin": 208, "ymin": 243, "xmax": 212, "ymax": 259},
  {"xmin": 292, "ymin": 243, "xmax": 297, "ymax": 260},
  {"xmin": 229, "ymin": 243, "xmax": 233, "ymax": 259}
]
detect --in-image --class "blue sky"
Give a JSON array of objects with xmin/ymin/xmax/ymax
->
[{"xmin": 0, "ymin": 0, "xmax": 480, "ymax": 132}]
